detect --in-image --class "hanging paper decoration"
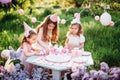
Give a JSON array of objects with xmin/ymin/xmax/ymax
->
[
  {"xmin": 109, "ymin": 21, "xmax": 114, "ymax": 26},
  {"xmin": 31, "ymin": 17, "xmax": 37, "ymax": 23},
  {"xmin": 0, "ymin": 0, "xmax": 12, "ymax": 4},
  {"xmin": 100, "ymin": 12, "xmax": 111, "ymax": 26},
  {"xmin": 18, "ymin": 9, "xmax": 24, "ymax": 15},
  {"xmin": 95, "ymin": 15, "xmax": 100, "ymax": 21},
  {"xmin": 61, "ymin": 19, "xmax": 66, "ymax": 24}
]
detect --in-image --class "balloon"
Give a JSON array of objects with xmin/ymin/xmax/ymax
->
[
  {"xmin": 0, "ymin": 0, "xmax": 12, "ymax": 4},
  {"xmin": 100, "ymin": 12, "xmax": 111, "ymax": 26},
  {"xmin": 95, "ymin": 15, "xmax": 100, "ymax": 21},
  {"xmin": 109, "ymin": 21, "xmax": 114, "ymax": 26}
]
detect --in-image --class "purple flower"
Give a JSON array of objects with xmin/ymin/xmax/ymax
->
[
  {"xmin": 109, "ymin": 67, "xmax": 120, "ymax": 74},
  {"xmin": 82, "ymin": 73, "xmax": 90, "ymax": 80},
  {"xmin": 15, "ymin": 63, "xmax": 21, "ymax": 71},
  {"xmin": 89, "ymin": 70, "xmax": 97, "ymax": 78},
  {"xmin": 100, "ymin": 62, "xmax": 109, "ymax": 73}
]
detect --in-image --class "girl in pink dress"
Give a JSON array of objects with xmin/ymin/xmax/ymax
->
[
  {"xmin": 35, "ymin": 13, "xmax": 59, "ymax": 54},
  {"xmin": 18, "ymin": 22, "xmax": 40, "ymax": 73},
  {"xmin": 65, "ymin": 13, "xmax": 85, "ymax": 51}
]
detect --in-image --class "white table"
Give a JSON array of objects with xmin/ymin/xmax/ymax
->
[{"xmin": 26, "ymin": 54, "xmax": 94, "ymax": 80}]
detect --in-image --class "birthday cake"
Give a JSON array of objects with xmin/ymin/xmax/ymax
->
[
  {"xmin": 45, "ymin": 53, "xmax": 71, "ymax": 63},
  {"xmin": 45, "ymin": 45, "xmax": 71, "ymax": 63}
]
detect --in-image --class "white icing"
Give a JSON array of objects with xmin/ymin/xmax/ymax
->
[{"xmin": 45, "ymin": 54, "xmax": 71, "ymax": 63}]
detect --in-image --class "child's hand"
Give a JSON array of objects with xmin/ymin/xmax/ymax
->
[
  {"xmin": 45, "ymin": 49, "xmax": 49, "ymax": 55},
  {"xmin": 35, "ymin": 50, "xmax": 41, "ymax": 53}
]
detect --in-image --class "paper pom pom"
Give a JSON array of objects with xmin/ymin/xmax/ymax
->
[
  {"xmin": 95, "ymin": 15, "xmax": 100, "ymax": 21},
  {"xmin": 31, "ymin": 17, "xmax": 37, "ymax": 23},
  {"xmin": 18, "ymin": 9, "xmax": 24, "ymax": 15},
  {"xmin": 74, "ymin": 13, "xmax": 79, "ymax": 18},
  {"xmin": 100, "ymin": 12, "xmax": 111, "ymax": 26},
  {"xmin": 0, "ymin": 0, "xmax": 12, "ymax": 4},
  {"xmin": 61, "ymin": 19, "xmax": 66, "ymax": 24},
  {"xmin": 109, "ymin": 21, "xmax": 114, "ymax": 26}
]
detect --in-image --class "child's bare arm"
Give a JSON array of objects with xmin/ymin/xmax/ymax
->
[
  {"xmin": 65, "ymin": 38, "xmax": 69, "ymax": 46},
  {"xmin": 79, "ymin": 42, "xmax": 84, "ymax": 49}
]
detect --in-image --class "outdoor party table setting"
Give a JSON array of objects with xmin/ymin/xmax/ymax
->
[{"xmin": 26, "ymin": 46, "xmax": 94, "ymax": 80}]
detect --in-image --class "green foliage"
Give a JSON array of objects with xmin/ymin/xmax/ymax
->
[
  {"xmin": 0, "ymin": 31, "xmax": 20, "ymax": 52},
  {"xmin": 111, "ymin": 2, "xmax": 120, "ymax": 11},
  {"xmin": 10, "ymin": 59, "xmax": 21, "ymax": 65},
  {"xmin": 110, "ymin": 0, "xmax": 120, "ymax": 3},
  {"xmin": 41, "ymin": 8, "xmax": 53, "ymax": 17},
  {"xmin": 66, "ymin": 8, "xmax": 83, "ymax": 15},
  {"xmin": 53, "ymin": 1, "xmax": 60, "ymax": 8}
]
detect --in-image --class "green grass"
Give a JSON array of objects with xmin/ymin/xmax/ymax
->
[{"xmin": 0, "ymin": 8, "xmax": 120, "ymax": 68}]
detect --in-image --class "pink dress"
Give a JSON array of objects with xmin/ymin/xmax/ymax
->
[{"xmin": 17, "ymin": 42, "xmax": 34, "ymax": 73}]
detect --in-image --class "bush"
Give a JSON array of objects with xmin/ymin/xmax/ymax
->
[
  {"xmin": 0, "ymin": 31, "xmax": 20, "ymax": 52},
  {"xmin": 67, "ymin": 7, "xmax": 83, "ymax": 15},
  {"xmin": 111, "ymin": 2, "xmax": 120, "ymax": 11}
]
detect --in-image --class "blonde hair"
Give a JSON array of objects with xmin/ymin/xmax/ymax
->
[
  {"xmin": 69, "ymin": 23, "xmax": 83, "ymax": 36},
  {"xmin": 36, "ymin": 15, "xmax": 59, "ymax": 42}
]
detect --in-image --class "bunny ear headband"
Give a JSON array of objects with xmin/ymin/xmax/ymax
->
[
  {"xmin": 71, "ymin": 13, "xmax": 81, "ymax": 24},
  {"xmin": 50, "ymin": 13, "xmax": 59, "ymax": 22},
  {"xmin": 23, "ymin": 22, "xmax": 32, "ymax": 37}
]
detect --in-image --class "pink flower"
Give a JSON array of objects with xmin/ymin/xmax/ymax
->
[
  {"xmin": 95, "ymin": 15, "xmax": 100, "ymax": 21},
  {"xmin": 85, "ymin": 4, "xmax": 90, "ymax": 9},
  {"xmin": 31, "ymin": 17, "xmax": 37, "ymax": 23},
  {"xmin": 61, "ymin": 19, "xmax": 66, "ymax": 24},
  {"xmin": 109, "ymin": 21, "xmax": 114, "ymax": 26},
  {"xmin": 18, "ymin": 9, "xmax": 24, "ymax": 15}
]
